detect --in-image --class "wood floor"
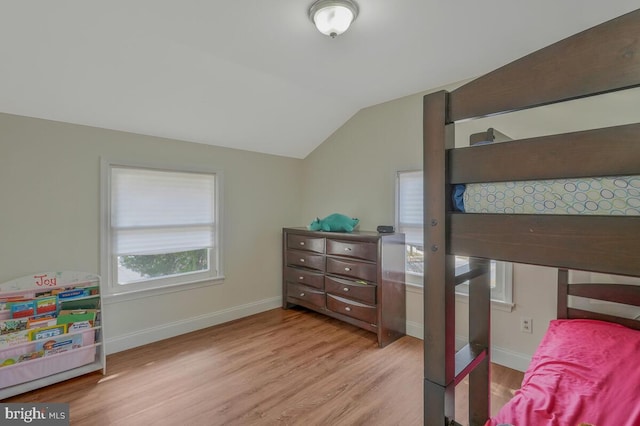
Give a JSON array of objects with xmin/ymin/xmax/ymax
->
[{"xmin": 4, "ymin": 308, "xmax": 524, "ymax": 425}]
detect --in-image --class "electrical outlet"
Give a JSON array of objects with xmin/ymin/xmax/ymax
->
[{"xmin": 520, "ymin": 317, "xmax": 533, "ymax": 333}]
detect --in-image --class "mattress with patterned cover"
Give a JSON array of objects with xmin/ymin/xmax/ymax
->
[{"xmin": 457, "ymin": 175, "xmax": 640, "ymax": 215}]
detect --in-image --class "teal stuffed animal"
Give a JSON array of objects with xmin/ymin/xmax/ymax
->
[{"xmin": 308, "ymin": 213, "xmax": 359, "ymax": 233}]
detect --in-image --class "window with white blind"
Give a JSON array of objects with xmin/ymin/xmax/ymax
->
[
  {"xmin": 395, "ymin": 170, "xmax": 512, "ymax": 305},
  {"xmin": 101, "ymin": 161, "xmax": 222, "ymax": 296}
]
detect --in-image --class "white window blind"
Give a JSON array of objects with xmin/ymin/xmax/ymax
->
[
  {"xmin": 111, "ymin": 167, "xmax": 215, "ymax": 256},
  {"xmin": 397, "ymin": 170, "xmax": 424, "ymax": 246}
]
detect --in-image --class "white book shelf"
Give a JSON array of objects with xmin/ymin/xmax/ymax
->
[{"xmin": 0, "ymin": 271, "xmax": 105, "ymax": 399}]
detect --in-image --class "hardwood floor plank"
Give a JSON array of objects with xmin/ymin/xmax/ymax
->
[{"xmin": 3, "ymin": 308, "xmax": 523, "ymax": 425}]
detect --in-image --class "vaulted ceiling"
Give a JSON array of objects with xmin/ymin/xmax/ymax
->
[{"xmin": 1, "ymin": 1, "xmax": 638, "ymax": 158}]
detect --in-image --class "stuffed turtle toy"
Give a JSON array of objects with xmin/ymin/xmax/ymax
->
[{"xmin": 308, "ymin": 213, "xmax": 359, "ymax": 232}]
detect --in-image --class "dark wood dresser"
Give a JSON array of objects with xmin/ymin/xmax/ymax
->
[{"xmin": 282, "ymin": 227, "xmax": 406, "ymax": 347}]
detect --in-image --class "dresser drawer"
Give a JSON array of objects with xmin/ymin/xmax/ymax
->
[
  {"xmin": 326, "ymin": 294, "xmax": 377, "ymax": 325},
  {"xmin": 286, "ymin": 250, "xmax": 325, "ymax": 272},
  {"xmin": 325, "ymin": 275, "xmax": 376, "ymax": 305},
  {"xmin": 326, "ymin": 239, "xmax": 377, "ymax": 262},
  {"xmin": 287, "ymin": 283, "xmax": 325, "ymax": 309},
  {"xmin": 287, "ymin": 234, "xmax": 325, "ymax": 254},
  {"xmin": 285, "ymin": 267, "xmax": 324, "ymax": 290},
  {"xmin": 326, "ymin": 257, "xmax": 377, "ymax": 282}
]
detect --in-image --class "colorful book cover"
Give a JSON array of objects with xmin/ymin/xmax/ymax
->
[
  {"xmin": 10, "ymin": 300, "xmax": 35, "ymax": 318},
  {"xmin": 16, "ymin": 350, "xmax": 45, "ymax": 363},
  {"xmin": 0, "ymin": 350, "xmax": 43, "ymax": 367},
  {"xmin": 27, "ymin": 316, "xmax": 57, "ymax": 329},
  {"xmin": 59, "ymin": 296, "xmax": 100, "ymax": 311},
  {"xmin": 0, "ymin": 328, "xmax": 30, "ymax": 347},
  {"xmin": 29, "ymin": 324, "xmax": 67, "ymax": 341},
  {"xmin": 34, "ymin": 296, "xmax": 57, "ymax": 315},
  {"xmin": 56, "ymin": 288, "xmax": 86, "ymax": 300},
  {"xmin": 0, "ymin": 318, "xmax": 29, "ymax": 335},
  {"xmin": 81, "ymin": 286, "xmax": 99, "ymax": 296},
  {"xmin": 35, "ymin": 334, "xmax": 82, "ymax": 356},
  {"xmin": 56, "ymin": 309, "xmax": 97, "ymax": 332}
]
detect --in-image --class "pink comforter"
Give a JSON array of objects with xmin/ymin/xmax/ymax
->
[{"xmin": 487, "ymin": 319, "xmax": 640, "ymax": 426}]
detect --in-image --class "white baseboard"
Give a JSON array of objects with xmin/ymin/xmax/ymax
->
[
  {"xmin": 490, "ymin": 345, "xmax": 531, "ymax": 372},
  {"xmin": 105, "ymin": 296, "xmax": 282, "ymax": 354},
  {"xmin": 406, "ymin": 320, "xmax": 424, "ymax": 340},
  {"xmin": 407, "ymin": 321, "xmax": 531, "ymax": 373}
]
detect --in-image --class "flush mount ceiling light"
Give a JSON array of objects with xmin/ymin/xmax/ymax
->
[{"xmin": 309, "ymin": 0, "xmax": 359, "ymax": 38}]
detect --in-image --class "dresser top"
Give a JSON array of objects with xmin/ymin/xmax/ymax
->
[{"xmin": 283, "ymin": 227, "xmax": 402, "ymax": 242}]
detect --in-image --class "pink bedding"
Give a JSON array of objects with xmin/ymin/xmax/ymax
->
[{"xmin": 486, "ymin": 319, "xmax": 640, "ymax": 426}]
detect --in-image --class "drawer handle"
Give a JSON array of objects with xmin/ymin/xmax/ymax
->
[
  {"xmin": 300, "ymin": 258, "xmax": 305, "ymax": 263},
  {"xmin": 344, "ymin": 247, "xmax": 352, "ymax": 251},
  {"xmin": 299, "ymin": 276, "xmax": 304, "ymax": 280},
  {"xmin": 345, "ymin": 307, "xmax": 352, "ymax": 312},
  {"xmin": 344, "ymin": 267, "xmax": 351, "ymax": 271},
  {"xmin": 299, "ymin": 241, "xmax": 305, "ymax": 246},
  {"xmin": 343, "ymin": 287, "xmax": 350, "ymax": 292},
  {"xmin": 300, "ymin": 292, "xmax": 305, "ymax": 297}
]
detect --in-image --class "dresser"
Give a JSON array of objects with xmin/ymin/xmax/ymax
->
[{"xmin": 282, "ymin": 227, "xmax": 406, "ymax": 347}]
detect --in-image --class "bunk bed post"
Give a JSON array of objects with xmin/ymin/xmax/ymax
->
[
  {"xmin": 468, "ymin": 257, "xmax": 491, "ymax": 425},
  {"xmin": 557, "ymin": 269, "xmax": 569, "ymax": 319},
  {"xmin": 423, "ymin": 90, "xmax": 456, "ymax": 425}
]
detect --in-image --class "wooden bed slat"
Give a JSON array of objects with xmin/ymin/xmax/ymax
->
[
  {"xmin": 449, "ymin": 214, "xmax": 640, "ymax": 277},
  {"xmin": 449, "ymin": 9, "xmax": 640, "ymax": 122},
  {"xmin": 449, "ymin": 123, "xmax": 640, "ymax": 184},
  {"xmin": 569, "ymin": 283, "xmax": 640, "ymax": 307},
  {"xmin": 567, "ymin": 307, "xmax": 640, "ymax": 330}
]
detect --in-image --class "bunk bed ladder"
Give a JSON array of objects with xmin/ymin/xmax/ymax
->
[{"xmin": 423, "ymin": 90, "xmax": 492, "ymax": 426}]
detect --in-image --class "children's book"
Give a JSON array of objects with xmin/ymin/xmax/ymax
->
[
  {"xmin": 0, "ymin": 318, "xmax": 29, "ymax": 335},
  {"xmin": 34, "ymin": 296, "xmax": 57, "ymax": 315},
  {"xmin": 56, "ymin": 286, "xmax": 99, "ymax": 301},
  {"xmin": 27, "ymin": 316, "xmax": 57, "ymax": 329},
  {"xmin": 56, "ymin": 288, "xmax": 86, "ymax": 300},
  {"xmin": 56, "ymin": 309, "xmax": 97, "ymax": 332},
  {"xmin": 10, "ymin": 300, "xmax": 35, "ymax": 318},
  {"xmin": 59, "ymin": 296, "xmax": 100, "ymax": 311},
  {"xmin": 0, "ymin": 329, "xmax": 30, "ymax": 347},
  {"xmin": 35, "ymin": 334, "xmax": 82, "ymax": 356},
  {"xmin": 29, "ymin": 324, "xmax": 67, "ymax": 341},
  {"xmin": 1, "ymin": 349, "xmax": 44, "ymax": 367}
]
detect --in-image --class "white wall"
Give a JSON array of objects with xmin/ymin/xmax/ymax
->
[{"xmin": 0, "ymin": 112, "xmax": 302, "ymax": 353}]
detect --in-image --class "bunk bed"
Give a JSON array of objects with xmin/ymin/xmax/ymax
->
[
  {"xmin": 422, "ymin": 8, "xmax": 640, "ymax": 426},
  {"xmin": 486, "ymin": 270, "xmax": 640, "ymax": 426}
]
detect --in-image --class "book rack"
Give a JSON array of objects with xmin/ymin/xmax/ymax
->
[{"xmin": 0, "ymin": 271, "xmax": 105, "ymax": 399}]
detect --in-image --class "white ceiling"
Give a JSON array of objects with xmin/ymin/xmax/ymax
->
[{"xmin": 1, "ymin": 1, "xmax": 638, "ymax": 159}]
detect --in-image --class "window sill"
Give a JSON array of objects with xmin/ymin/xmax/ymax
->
[
  {"xmin": 103, "ymin": 275, "xmax": 225, "ymax": 305},
  {"xmin": 405, "ymin": 283, "xmax": 515, "ymax": 312},
  {"xmin": 455, "ymin": 292, "xmax": 515, "ymax": 312}
]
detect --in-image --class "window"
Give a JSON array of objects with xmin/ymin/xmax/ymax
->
[
  {"xmin": 101, "ymin": 161, "xmax": 222, "ymax": 296},
  {"xmin": 396, "ymin": 170, "xmax": 513, "ymax": 305}
]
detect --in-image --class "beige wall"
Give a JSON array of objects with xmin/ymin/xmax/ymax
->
[{"xmin": 0, "ymin": 112, "xmax": 302, "ymax": 352}]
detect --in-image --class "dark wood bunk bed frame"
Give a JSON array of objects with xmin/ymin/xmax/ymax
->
[{"xmin": 422, "ymin": 9, "xmax": 640, "ymax": 426}]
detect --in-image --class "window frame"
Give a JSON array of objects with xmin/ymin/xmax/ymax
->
[
  {"xmin": 395, "ymin": 170, "xmax": 513, "ymax": 308},
  {"xmin": 100, "ymin": 159, "xmax": 224, "ymax": 300}
]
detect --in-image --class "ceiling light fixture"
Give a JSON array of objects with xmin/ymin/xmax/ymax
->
[{"xmin": 309, "ymin": 0, "xmax": 359, "ymax": 38}]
